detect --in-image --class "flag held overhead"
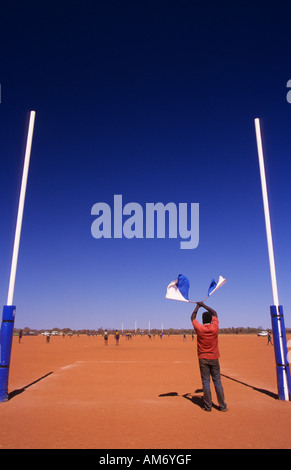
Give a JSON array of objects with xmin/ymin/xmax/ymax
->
[
  {"xmin": 207, "ymin": 275, "xmax": 226, "ymax": 297},
  {"xmin": 165, "ymin": 274, "xmax": 226, "ymax": 304},
  {"xmin": 165, "ymin": 274, "xmax": 190, "ymax": 302}
]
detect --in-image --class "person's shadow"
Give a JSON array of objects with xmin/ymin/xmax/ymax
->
[
  {"xmin": 182, "ymin": 390, "xmax": 222, "ymax": 410},
  {"xmin": 182, "ymin": 390, "xmax": 205, "ymax": 409},
  {"xmin": 159, "ymin": 389, "xmax": 214, "ymax": 410}
]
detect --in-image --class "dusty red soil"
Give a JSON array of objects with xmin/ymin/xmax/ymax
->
[{"xmin": 0, "ymin": 333, "xmax": 291, "ymax": 449}]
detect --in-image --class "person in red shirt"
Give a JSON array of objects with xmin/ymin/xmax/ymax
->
[{"xmin": 191, "ymin": 301, "xmax": 227, "ymax": 412}]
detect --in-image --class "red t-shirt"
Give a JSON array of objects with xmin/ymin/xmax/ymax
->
[{"xmin": 192, "ymin": 316, "xmax": 220, "ymax": 359}]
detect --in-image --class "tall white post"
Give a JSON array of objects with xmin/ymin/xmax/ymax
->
[
  {"xmin": 254, "ymin": 117, "xmax": 289, "ymax": 401},
  {"xmin": 7, "ymin": 111, "xmax": 36, "ymax": 306},
  {"xmin": 254, "ymin": 118, "xmax": 279, "ymax": 307},
  {"xmin": 0, "ymin": 111, "xmax": 36, "ymax": 402}
]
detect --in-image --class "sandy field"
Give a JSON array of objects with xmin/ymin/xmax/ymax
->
[{"xmin": 0, "ymin": 332, "xmax": 291, "ymax": 450}]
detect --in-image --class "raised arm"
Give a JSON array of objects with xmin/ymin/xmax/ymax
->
[{"xmin": 191, "ymin": 302, "xmax": 200, "ymax": 322}]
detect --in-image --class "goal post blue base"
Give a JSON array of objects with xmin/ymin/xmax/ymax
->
[
  {"xmin": 0, "ymin": 306, "xmax": 16, "ymax": 402},
  {"xmin": 270, "ymin": 305, "xmax": 291, "ymax": 401}
]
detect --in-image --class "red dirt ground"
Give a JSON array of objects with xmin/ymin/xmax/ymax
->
[{"xmin": 0, "ymin": 333, "xmax": 291, "ymax": 449}]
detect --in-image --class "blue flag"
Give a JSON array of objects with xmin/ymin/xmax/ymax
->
[
  {"xmin": 208, "ymin": 275, "xmax": 226, "ymax": 297},
  {"xmin": 165, "ymin": 274, "xmax": 190, "ymax": 302}
]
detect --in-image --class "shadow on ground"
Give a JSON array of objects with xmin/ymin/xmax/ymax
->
[
  {"xmin": 159, "ymin": 373, "xmax": 278, "ymax": 410},
  {"xmin": 159, "ymin": 389, "xmax": 208, "ymax": 410},
  {"xmin": 8, "ymin": 372, "xmax": 54, "ymax": 400},
  {"xmin": 221, "ymin": 373, "xmax": 278, "ymax": 400}
]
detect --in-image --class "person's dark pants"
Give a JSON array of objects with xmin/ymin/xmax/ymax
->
[{"xmin": 198, "ymin": 358, "xmax": 227, "ymax": 411}]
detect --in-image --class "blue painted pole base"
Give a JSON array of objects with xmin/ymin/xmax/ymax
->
[
  {"xmin": 0, "ymin": 305, "xmax": 16, "ymax": 402},
  {"xmin": 270, "ymin": 305, "xmax": 291, "ymax": 401}
]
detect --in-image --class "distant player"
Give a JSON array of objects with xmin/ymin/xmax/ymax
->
[
  {"xmin": 18, "ymin": 329, "xmax": 23, "ymax": 343},
  {"xmin": 104, "ymin": 330, "xmax": 108, "ymax": 346},
  {"xmin": 115, "ymin": 330, "xmax": 120, "ymax": 346}
]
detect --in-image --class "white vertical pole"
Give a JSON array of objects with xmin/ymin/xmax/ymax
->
[
  {"xmin": 7, "ymin": 111, "xmax": 36, "ymax": 306},
  {"xmin": 254, "ymin": 118, "xmax": 279, "ymax": 307},
  {"xmin": 254, "ymin": 117, "xmax": 288, "ymax": 401}
]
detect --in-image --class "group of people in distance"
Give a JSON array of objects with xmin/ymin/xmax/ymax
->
[{"xmin": 31, "ymin": 300, "xmax": 275, "ymax": 413}]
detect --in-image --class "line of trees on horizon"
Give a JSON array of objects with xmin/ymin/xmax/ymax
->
[{"xmin": 14, "ymin": 325, "xmax": 288, "ymax": 336}]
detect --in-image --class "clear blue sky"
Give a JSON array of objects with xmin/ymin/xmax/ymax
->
[{"xmin": 1, "ymin": 1, "xmax": 291, "ymax": 330}]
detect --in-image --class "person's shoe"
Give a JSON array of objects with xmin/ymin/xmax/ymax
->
[
  {"xmin": 202, "ymin": 407, "xmax": 211, "ymax": 412},
  {"xmin": 219, "ymin": 406, "xmax": 228, "ymax": 412}
]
